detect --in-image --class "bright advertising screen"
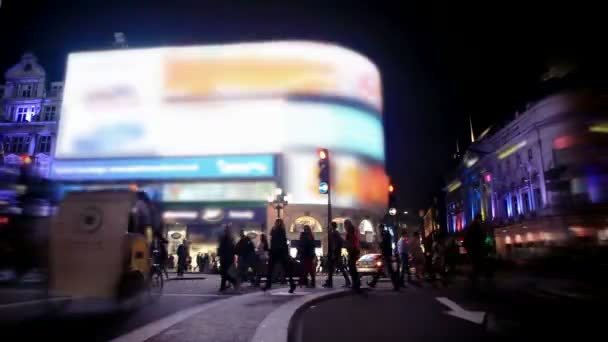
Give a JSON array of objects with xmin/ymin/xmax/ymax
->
[
  {"xmin": 285, "ymin": 152, "xmax": 388, "ymax": 209},
  {"xmin": 56, "ymin": 41, "xmax": 383, "ymax": 161}
]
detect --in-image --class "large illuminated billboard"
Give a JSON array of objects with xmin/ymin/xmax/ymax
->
[{"xmin": 56, "ymin": 41, "xmax": 383, "ymax": 160}]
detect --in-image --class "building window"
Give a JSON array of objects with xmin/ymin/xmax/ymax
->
[
  {"xmin": 4, "ymin": 136, "xmax": 31, "ymax": 154},
  {"xmin": 43, "ymin": 106, "xmax": 57, "ymax": 121},
  {"xmin": 37, "ymin": 136, "xmax": 52, "ymax": 153},
  {"xmin": 20, "ymin": 84, "xmax": 32, "ymax": 98},
  {"xmin": 528, "ymin": 148, "xmax": 533, "ymax": 160},
  {"xmin": 16, "ymin": 107, "xmax": 28, "ymax": 122}
]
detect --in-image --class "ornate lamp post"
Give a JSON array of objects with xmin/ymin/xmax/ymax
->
[{"xmin": 267, "ymin": 188, "xmax": 291, "ymax": 219}]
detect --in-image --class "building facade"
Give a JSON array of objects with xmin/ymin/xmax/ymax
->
[
  {"xmin": 0, "ymin": 53, "xmax": 62, "ymax": 177},
  {"xmin": 50, "ymin": 42, "xmax": 388, "ymax": 261},
  {"xmin": 445, "ymin": 91, "xmax": 608, "ymax": 259}
]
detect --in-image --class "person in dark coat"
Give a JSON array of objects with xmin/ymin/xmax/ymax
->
[
  {"xmin": 236, "ymin": 229, "xmax": 256, "ymax": 284},
  {"xmin": 176, "ymin": 240, "xmax": 188, "ymax": 277},
  {"xmin": 218, "ymin": 225, "xmax": 239, "ymax": 291},
  {"xmin": 368, "ymin": 225, "xmax": 400, "ymax": 290},
  {"xmin": 263, "ymin": 219, "xmax": 296, "ymax": 293},
  {"xmin": 344, "ymin": 219, "xmax": 361, "ymax": 292},
  {"xmin": 464, "ymin": 214, "xmax": 485, "ymax": 282},
  {"xmin": 323, "ymin": 222, "xmax": 351, "ymax": 288},
  {"xmin": 298, "ymin": 225, "xmax": 316, "ymax": 287}
]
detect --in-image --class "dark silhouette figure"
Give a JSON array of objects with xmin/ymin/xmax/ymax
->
[
  {"xmin": 324, "ymin": 222, "xmax": 351, "ymax": 288},
  {"xmin": 218, "ymin": 225, "xmax": 239, "ymax": 291},
  {"xmin": 344, "ymin": 219, "xmax": 361, "ymax": 291},
  {"xmin": 263, "ymin": 219, "xmax": 296, "ymax": 293},
  {"xmin": 368, "ymin": 225, "xmax": 399, "ymax": 290}
]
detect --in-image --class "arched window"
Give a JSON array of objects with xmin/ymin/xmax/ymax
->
[{"xmin": 290, "ymin": 216, "xmax": 322, "ymax": 233}]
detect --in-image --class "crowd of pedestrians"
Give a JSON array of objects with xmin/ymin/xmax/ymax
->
[{"xmin": 153, "ymin": 215, "xmax": 492, "ymax": 293}]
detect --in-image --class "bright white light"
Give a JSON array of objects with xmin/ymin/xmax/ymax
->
[
  {"xmin": 389, "ymin": 208, "xmax": 397, "ymax": 216},
  {"xmin": 465, "ymin": 156, "xmax": 479, "ymax": 168},
  {"xmin": 275, "ymin": 188, "xmax": 283, "ymax": 196},
  {"xmin": 403, "ymin": 211, "xmax": 409, "ymax": 214},
  {"xmin": 267, "ymin": 195, "xmax": 274, "ymax": 203},
  {"xmin": 202, "ymin": 208, "xmax": 224, "ymax": 222},
  {"xmin": 57, "ymin": 42, "xmax": 384, "ymax": 161},
  {"xmin": 163, "ymin": 211, "xmax": 197, "ymax": 219},
  {"xmin": 228, "ymin": 210, "xmax": 255, "ymax": 220}
]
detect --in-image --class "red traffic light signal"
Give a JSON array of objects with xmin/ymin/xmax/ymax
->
[
  {"xmin": 318, "ymin": 148, "xmax": 328, "ymax": 160},
  {"xmin": 20, "ymin": 154, "xmax": 32, "ymax": 165}
]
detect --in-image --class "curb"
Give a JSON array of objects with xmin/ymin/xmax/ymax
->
[
  {"xmin": 250, "ymin": 289, "xmax": 349, "ymax": 342},
  {"xmin": 166, "ymin": 277, "xmax": 207, "ymax": 281}
]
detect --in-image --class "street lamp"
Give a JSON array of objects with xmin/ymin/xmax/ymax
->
[{"xmin": 268, "ymin": 188, "xmax": 290, "ymax": 219}]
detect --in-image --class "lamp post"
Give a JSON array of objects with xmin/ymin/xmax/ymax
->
[{"xmin": 267, "ymin": 188, "xmax": 291, "ymax": 219}]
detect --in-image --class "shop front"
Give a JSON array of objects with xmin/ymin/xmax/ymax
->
[{"xmin": 164, "ymin": 206, "xmax": 267, "ymax": 266}]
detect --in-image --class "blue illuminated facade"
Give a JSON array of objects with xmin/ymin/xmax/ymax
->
[
  {"xmin": 0, "ymin": 53, "xmax": 63, "ymax": 177},
  {"xmin": 445, "ymin": 92, "xmax": 608, "ymax": 258}
]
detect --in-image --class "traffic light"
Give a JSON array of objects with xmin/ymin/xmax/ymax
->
[
  {"xmin": 388, "ymin": 184, "xmax": 397, "ymax": 208},
  {"xmin": 317, "ymin": 148, "xmax": 329, "ymax": 193}
]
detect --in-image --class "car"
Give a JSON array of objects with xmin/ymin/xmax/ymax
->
[{"xmin": 356, "ymin": 253, "xmax": 384, "ymax": 276}]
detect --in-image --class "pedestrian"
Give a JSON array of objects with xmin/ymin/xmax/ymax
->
[
  {"xmin": 176, "ymin": 239, "xmax": 188, "ymax": 277},
  {"xmin": 254, "ymin": 233, "xmax": 270, "ymax": 286},
  {"xmin": 218, "ymin": 225, "xmax": 239, "ymax": 292},
  {"xmin": 236, "ymin": 229, "xmax": 256, "ymax": 284},
  {"xmin": 298, "ymin": 225, "xmax": 316, "ymax": 287},
  {"xmin": 344, "ymin": 219, "xmax": 361, "ymax": 292},
  {"xmin": 368, "ymin": 225, "xmax": 399, "ymax": 290},
  {"xmin": 324, "ymin": 222, "xmax": 351, "ymax": 288},
  {"xmin": 202, "ymin": 253, "xmax": 210, "ymax": 273},
  {"xmin": 397, "ymin": 228, "xmax": 410, "ymax": 286},
  {"xmin": 168, "ymin": 254, "xmax": 175, "ymax": 270},
  {"xmin": 463, "ymin": 214, "xmax": 485, "ymax": 284},
  {"xmin": 263, "ymin": 219, "xmax": 296, "ymax": 293},
  {"xmin": 408, "ymin": 231, "xmax": 425, "ymax": 282},
  {"xmin": 196, "ymin": 253, "xmax": 203, "ymax": 273},
  {"xmin": 431, "ymin": 233, "xmax": 447, "ymax": 285}
]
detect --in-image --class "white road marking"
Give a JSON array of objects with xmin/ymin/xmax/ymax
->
[
  {"xmin": 161, "ymin": 293, "xmax": 223, "ymax": 298},
  {"xmin": 436, "ymin": 297, "xmax": 486, "ymax": 324},
  {"xmin": 0, "ymin": 297, "xmax": 69, "ymax": 310},
  {"xmin": 269, "ymin": 290, "xmax": 310, "ymax": 296}
]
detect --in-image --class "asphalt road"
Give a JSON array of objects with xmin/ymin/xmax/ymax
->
[
  {"xmin": 293, "ymin": 277, "xmax": 604, "ymax": 341},
  {"xmin": 0, "ymin": 274, "xmax": 252, "ymax": 341}
]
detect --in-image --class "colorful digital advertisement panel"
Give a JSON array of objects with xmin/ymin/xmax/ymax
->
[
  {"xmin": 162, "ymin": 181, "xmax": 276, "ymax": 202},
  {"xmin": 284, "ymin": 152, "xmax": 388, "ymax": 210},
  {"xmin": 56, "ymin": 42, "xmax": 384, "ymax": 162},
  {"xmin": 55, "ymin": 99, "xmax": 384, "ymax": 161},
  {"xmin": 51, "ymin": 155, "xmax": 275, "ymax": 181}
]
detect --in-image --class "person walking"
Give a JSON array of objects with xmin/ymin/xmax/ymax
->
[
  {"xmin": 263, "ymin": 219, "xmax": 296, "ymax": 293},
  {"xmin": 324, "ymin": 222, "xmax": 351, "ymax": 288},
  {"xmin": 409, "ymin": 231, "xmax": 425, "ymax": 283},
  {"xmin": 235, "ymin": 229, "xmax": 256, "ymax": 284},
  {"xmin": 254, "ymin": 233, "xmax": 270, "ymax": 286},
  {"xmin": 297, "ymin": 225, "xmax": 316, "ymax": 288},
  {"xmin": 176, "ymin": 239, "xmax": 188, "ymax": 277},
  {"xmin": 464, "ymin": 214, "xmax": 485, "ymax": 283},
  {"xmin": 397, "ymin": 229, "xmax": 410, "ymax": 286},
  {"xmin": 202, "ymin": 253, "xmax": 210, "ymax": 273},
  {"xmin": 344, "ymin": 219, "xmax": 361, "ymax": 292},
  {"xmin": 368, "ymin": 225, "xmax": 399, "ymax": 290},
  {"xmin": 218, "ymin": 225, "xmax": 239, "ymax": 292}
]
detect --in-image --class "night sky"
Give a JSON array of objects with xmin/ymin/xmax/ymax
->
[{"xmin": 0, "ymin": 1, "xmax": 604, "ymax": 210}]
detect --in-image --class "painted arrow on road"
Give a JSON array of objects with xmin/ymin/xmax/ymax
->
[{"xmin": 436, "ymin": 297, "xmax": 486, "ymax": 324}]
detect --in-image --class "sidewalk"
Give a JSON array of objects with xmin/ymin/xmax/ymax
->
[{"xmin": 112, "ymin": 286, "xmax": 348, "ymax": 342}]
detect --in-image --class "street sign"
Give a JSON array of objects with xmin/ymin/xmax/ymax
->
[{"xmin": 319, "ymin": 182, "xmax": 329, "ymax": 194}]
